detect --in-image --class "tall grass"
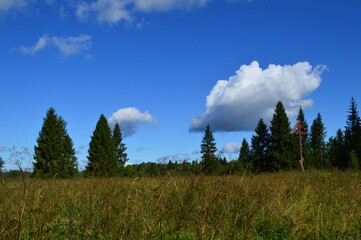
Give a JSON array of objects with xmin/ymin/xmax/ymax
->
[{"xmin": 0, "ymin": 171, "xmax": 360, "ymax": 239}]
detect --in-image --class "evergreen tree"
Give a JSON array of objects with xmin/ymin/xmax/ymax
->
[
  {"xmin": 327, "ymin": 129, "xmax": 346, "ymax": 169},
  {"xmin": 251, "ymin": 119, "xmax": 270, "ymax": 172},
  {"xmin": 200, "ymin": 124, "xmax": 218, "ymax": 173},
  {"xmin": 268, "ymin": 102, "xmax": 297, "ymax": 171},
  {"xmin": 0, "ymin": 157, "xmax": 4, "ymax": 172},
  {"xmin": 345, "ymin": 97, "xmax": 361, "ymax": 166},
  {"xmin": 239, "ymin": 138, "xmax": 252, "ymax": 170},
  {"xmin": 113, "ymin": 123, "xmax": 128, "ymax": 168},
  {"xmin": 310, "ymin": 113, "xmax": 327, "ymax": 169},
  {"xmin": 296, "ymin": 106, "xmax": 311, "ymax": 168},
  {"xmin": 34, "ymin": 108, "xmax": 78, "ymax": 178},
  {"xmin": 86, "ymin": 115, "xmax": 117, "ymax": 177}
]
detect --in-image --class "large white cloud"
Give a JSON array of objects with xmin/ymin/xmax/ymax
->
[
  {"xmin": 108, "ymin": 107, "xmax": 157, "ymax": 137},
  {"xmin": 13, "ymin": 34, "xmax": 92, "ymax": 58},
  {"xmin": 76, "ymin": 0, "xmax": 209, "ymax": 24},
  {"xmin": 0, "ymin": 0, "xmax": 27, "ymax": 12},
  {"xmin": 190, "ymin": 61, "xmax": 326, "ymax": 132}
]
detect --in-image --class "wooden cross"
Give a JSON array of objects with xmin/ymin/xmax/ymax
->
[{"xmin": 292, "ymin": 120, "xmax": 307, "ymax": 173}]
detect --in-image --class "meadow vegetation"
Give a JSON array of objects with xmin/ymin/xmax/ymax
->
[{"xmin": 1, "ymin": 171, "xmax": 360, "ymax": 239}]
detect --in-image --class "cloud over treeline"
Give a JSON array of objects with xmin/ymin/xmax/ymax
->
[
  {"xmin": 221, "ymin": 142, "xmax": 241, "ymax": 154},
  {"xmin": 13, "ymin": 34, "xmax": 92, "ymax": 58},
  {"xmin": 190, "ymin": 61, "xmax": 326, "ymax": 132},
  {"xmin": 108, "ymin": 107, "xmax": 157, "ymax": 137}
]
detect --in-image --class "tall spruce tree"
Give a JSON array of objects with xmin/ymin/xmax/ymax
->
[
  {"xmin": 86, "ymin": 115, "xmax": 117, "ymax": 177},
  {"xmin": 345, "ymin": 97, "xmax": 361, "ymax": 166},
  {"xmin": 239, "ymin": 138, "xmax": 252, "ymax": 170},
  {"xmin": 296, "ymin": 106, "xmax": 311, "ymax": 168},
  {"xmin": 34, "ymin": 108, "xmax": 78, "ymax": 178},
  {"xmin": 268, "ymin": 101, "xmax": 297, "ymax": 171},
  {"xmin": 251, "ymin": 119, "xmax": 270, "ymax": 172},
  {"xmin": 310, "ymin": 113, "xmax": 327, "ymax": 169},
  {"xmin": 200, "ymin": 124, "xmax": 218, "ymax": 173},
  {"xmin": 113, "ymin": 123, "xmax": 128, "ymax": 168}
]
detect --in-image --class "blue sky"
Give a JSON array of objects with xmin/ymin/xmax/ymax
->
[{"xmin": 0, "ymin": 0, "xmax": 360, "ymax": 170}]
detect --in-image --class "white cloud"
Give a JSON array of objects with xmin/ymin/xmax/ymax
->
[
  {"xmin": 0, "ymin": 0, "xmax": 27, "ymax": 12},
  {"xmin": 221, "ymin": 142, "xmax": 241, "ymax": 154},
  {"xmin": 76, "ymin": 0, "xmax": 131, "ymax": 24},
  {"xmin": 190, "ymin": 61, "xmax": 326, "ymax": 132},
  {"xmin": 108, "ymin": 107, "xmax": 157, "ymax": 137},
  {"xmin": 76, "ymin": 0, "xmax": 209, "ymax": 24},
  {"xmin": 14, "ymin": 34, "xmax": 92, "ymax": 58},
  {"xmin": 133, "ymin": 0, "xmax": 209, "ymax": 12}
]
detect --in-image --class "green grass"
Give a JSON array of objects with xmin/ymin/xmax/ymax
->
[{"xmin": 1, "ymin": 171, "xmax": 360, "ymax": 239}]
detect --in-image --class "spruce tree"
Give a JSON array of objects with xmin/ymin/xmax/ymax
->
[
  {"xmin": 113, "ymin": 123, "xmax": 128, "ymax": 168},
  {"xmin": 34, "ymin": 108, "xmax": 78, "ymax": 178},
  {"xmin": 310, "ymin": 113, "xmax": 327, "ymax": 169},
  {"xmin": 86, "ymin": 114, "xmax": 117, "ymax": 177},
  {"xmin": 200, "ymin": 124, "xmax": 218, "ymax": 173},
  {"xmin": 239, "ymin": 138, "xmax": 252, "ymax": 170},
  {"xmin": 345, "ymin": 97, "xmax": 361, "ymax": 166},
  {"xmin": 251, "ymin": 119, "xmax": 270, "ymax": 172},
  {"xmin": 268, "ymin": 101, "xmax": 297, "ymax": 171}
]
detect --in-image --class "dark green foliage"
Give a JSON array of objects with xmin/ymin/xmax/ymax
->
[
  {"xmin": 251, "ymin": 119, "xmax": 270, "ymax": 172},
  {"xmin": 296, "ymin": 106, "xmax": 311, "ymax": 168},
  {"xmin": 0, "ymin": 157, "xmax": 4, "ymax": 171},
  {"xmin": 86, "ymin": 115, "xmax": 117, "ymax": 177},
  {"xmin": 113, "ymin": 123, "xmax": 128, "ymax": 168},
  {"xmin": 327, "ymin": 129, "xmax": 346, "ymax": 169},
  {"xmin": 268, "ymin": 102, "xmax": 297, "ymax": 171},
  {"xmin": 239, "ymin": 138, "xmax": 252, "ymax": 170},
  {"xmin": 33, "ymin": 108, "xmax": 78, "ymax": 178},
  {"xmin": 345, "ymin": 97, "xmax": 361, "ymax": 167},
  {"xmin": 310, "ymin": 113, "xmax": 327, "ymax": 169},
  {"xmin": 200, "ymin": 125, "xmax": 218, "ymax": 173}
]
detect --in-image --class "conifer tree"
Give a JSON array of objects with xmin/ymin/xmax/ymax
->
[
  {"xmin": 113, "ymin": 123, "xmax": 128, "ymax": 168},
  {"xmin": 345, "ymin": 97, "xmax": 361, "ymax": 166},
  {"xmin": 268, "ymin": 102, "xmax": 297, "ymax": 171},
  {"xmin": 239, "ymin": 138, "xmax": 252, "ymax": 170},
  {"xmin": 310, "ymin": 113, "xmax": 327, "ymax": 169},
  {"xmin": 86, "ymin": 115, "xmax": 117, "ymax": 177},
  {"xmin": 327, "ymin": 129, "xmax": 346, "ymax": 169},
  {"xmin": 251, "ymin": 119, "xmax": 270, "ymax": 172},
  {"xmin": 200, "ymin": 124, "xmax": 218, "ymax": 173},
  {"xmin": 34, "ymin": 108, "xmax": 78, "ymax": 178}
]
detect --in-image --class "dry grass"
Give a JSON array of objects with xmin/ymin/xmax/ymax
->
[{"xmin": 0, "ymin": 171, "xmax": 360, "ymax": 239}]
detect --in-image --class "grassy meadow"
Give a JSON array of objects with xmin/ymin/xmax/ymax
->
[{"xmin": 0, "ymin": 171, "xmax": 360, "ymax": 240}]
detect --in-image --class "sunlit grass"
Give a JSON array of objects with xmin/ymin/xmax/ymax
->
[{"xmin": 1, "ymin": 171, "xmax": 360, "ymax": 239}]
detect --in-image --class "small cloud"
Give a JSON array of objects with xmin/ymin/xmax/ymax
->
[
  {"xmin": 0, "ymin": 144, "xmax": 7, "ymax": 152},
  {"xmin": 75, "ymin": 0, "xmax": 209, "ymax": 25},
  {"xmin": 136, "ymin": 146, "xmax": 145, "ymax": 152},
  {"xmin": 76, "ymin": 144, "xmax": 86, "ymax": 154},
  {"xmin": 191, "ymin": 150, "xmax": 199, "ymax": 155},
  {"xmin": 108, "ymin": 107, "xmax": 157, "ymax": 137},
  {"xmin": 221, "ymin": 142, "xmax": 241, "ymax": 154},
  {"xmin": 190, "ymin": 61, "xmax": 326, "ymax": 132},
  {"xmin": 13, "ymin": 34, "xmax": 92, "ymax": 58},
  {"xmin": 0, "ymin": 0, "xmax": 27, "ymax": 13},
  {"xmin": 157, "ymin": 155, "xmax": 170, "ymax": 163},
  {"xmin": 76, "ymin": 0, "xmax": 131, "ymax": 24}
]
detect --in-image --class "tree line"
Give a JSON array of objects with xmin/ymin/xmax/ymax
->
[{"xmin": 1, "ymin": 98, "xmax": 360, "ymax": 178}]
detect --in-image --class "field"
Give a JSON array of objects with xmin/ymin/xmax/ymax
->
[{"xmin": 1, "ymin": 171, "xmax": 360, "ymax": 240}]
